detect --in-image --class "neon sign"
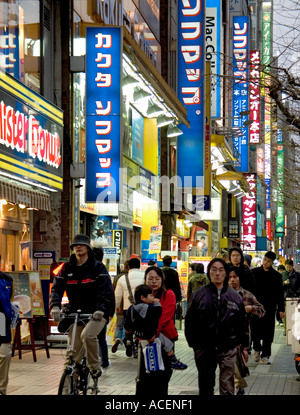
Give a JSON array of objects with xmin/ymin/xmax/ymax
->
[{"xmin": 86, "ymin": 27, "xmax": 122, "ymax": 203}]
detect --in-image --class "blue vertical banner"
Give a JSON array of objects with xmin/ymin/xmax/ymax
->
[
  {"xmin": 232, "ymin": 16, "xmax": 249, "ymax": 172},
  {"xmin": 85, "ymin": 27, "xmax": 122, "ymax": 202},
  {"xmin": 177, "ymin": 0, "xmax": 205, "ymax": 191}
]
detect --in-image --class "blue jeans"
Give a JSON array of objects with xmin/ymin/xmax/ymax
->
[
  {"xmin": 114, "ymin": 313, "xmax": 125, "ymax": 344},
  {"xmin": 98, "ymin": 325, "xmax": 109, "ymax": 368}
]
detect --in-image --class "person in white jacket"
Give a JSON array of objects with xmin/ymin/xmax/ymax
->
[{"xmin": 112, "ymin": 258, "xmax": 145, "ymax": 353}]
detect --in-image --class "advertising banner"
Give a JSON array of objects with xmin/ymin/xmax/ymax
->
[
  {"xmin": 149, "ymin": 225, "xmax": 163, "ymax": 254},
  {"xmin": 242, "ymin": 173, "xmax": 257, "ymax": 251},
  {"xmin": 232, "ymin": 16, "xmax": 249, "ymax": 172},
  {"xmin": 205, "ymin": 0, "xmax": 222, "ymax": 118},
  {"xmin": 177, "ymin": 0, "xmax": 205, "ymax": 191},
  {"xmin": 86, "ymin": 27, "xmax": 122, "ymax": 203},
  {"xmin": 0, "ymin": 72, "xmax": 63, "ymax": 191}
]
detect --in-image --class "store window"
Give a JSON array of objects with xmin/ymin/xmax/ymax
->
[{"xmin": 0, "ymin": 0, "xmax": 40, "ymax": 93}]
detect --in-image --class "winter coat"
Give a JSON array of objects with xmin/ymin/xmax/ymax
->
[
  {"xmin": 0, "ymin": 272, "xmax": 14, "ymax": 344},
  {"xmin": 185, "ymin": 282, "xmax": 249, "ymax": 352},
  {"xmin": 124, "ymin": 302, "xmax": 162, "ymax": 340},
  {"xmin": 115, "ymin": 268, "xmax": 145, "ymax": 311},
  {"xmin": 252, "ymin": 266, "xmax": 285, "ymax": 313},
  {"xmin": 282, "ymin": 269, "xmax": 300, "ymax": 299},
  {"xmin": 187, "ymin": 272, "xmax": 209, "ymax": 300},
  {"xmin": 50, "ymin": 251, "xmax": 115, "ymax": 321},
  {"xmin": 157, "ymin": 289, "xmax": 178, "ymax": 341}
]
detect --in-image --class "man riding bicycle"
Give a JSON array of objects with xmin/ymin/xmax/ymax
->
[{"xmin": 50, "ymin": 234, "xmax": 115, "ymax": 379}]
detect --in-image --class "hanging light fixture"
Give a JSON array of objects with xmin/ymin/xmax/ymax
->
[
  {"xmin": 122, "ymin": 72, "xmax": 139, "ymax": 87},
  {"xmin": 133, "ymin": 86, "xmax": 152, "ymax": 102},
  {"xmin": 167, "ymin": 123, "xmax": 183, "ymax": 137},
  {"xmin": 156, "ymin": 113, "xmax": 174, "ymax": 128},
  {"xmin": 228, "ymin": 181, "xmax": 239, "ymax": 193},
  {"xmin": 146, "ymin": 99, "xmax": 164, "ymax": 117}
]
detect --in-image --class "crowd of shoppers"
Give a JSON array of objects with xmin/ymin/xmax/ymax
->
[{"xmin": 1, "ymin": 236, "xmax": 297, "ymax": 396}]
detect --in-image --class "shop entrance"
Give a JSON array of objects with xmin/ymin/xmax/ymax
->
[{"xmin": 1, "ymin": 229, "xmax": 19, "ymax": 272}]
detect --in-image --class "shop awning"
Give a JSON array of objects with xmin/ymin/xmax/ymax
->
[{"xmin": 0, "ymin": 180, "xmax": 51, "ymax": 212}]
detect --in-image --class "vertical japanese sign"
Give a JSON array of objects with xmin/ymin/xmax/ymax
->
[
  {"xmin": 242, "ymin": 173, "xmax": 257, "ymax": 251},
  {"xmin": 262, "ymin": 3, "xmax": 272, "ymax": 212},
  {"xmin": 249, "ymin": 51, "xmax": 261, "ymax": 144},
  {"xmin": 177, "ymin": 0, "xmax": 205, "ymax": 193},
  {"xmin": 276, "ymin": 129, "xmax": 284, "ymax": 236},
  {"xmin": 205, "ymin": 0, "xmax": 222, "ymax": 118},
  {"xmin": 86, "ymin": 27, "xmax": 122, "ymax": 202},
  {"xmin": 0, "ymin": 27, "xmax": 20, "ymax": 79},
  {"xmin": 232, "ymin": 16, "xmax": 249, "ymax": 172}
]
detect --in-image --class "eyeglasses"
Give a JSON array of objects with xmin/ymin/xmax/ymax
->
[{"xmin": 147, "ymin": 276, "xmax": 161, "ymax": 281}]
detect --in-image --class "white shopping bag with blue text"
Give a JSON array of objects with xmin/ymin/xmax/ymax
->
[{"xmin": 141, "ymin": 338, "xmax": 165, "ymax": 372}]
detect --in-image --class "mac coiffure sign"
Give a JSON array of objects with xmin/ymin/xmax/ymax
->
[
  {"xmin": 177, "ymin": 0, "xmax": 205, "ymax": 191},
  {"xmin": 85, "ymin": 27, "xmax": 122, "ymax": 203}
]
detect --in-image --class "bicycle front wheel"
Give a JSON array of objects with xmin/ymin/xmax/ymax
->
[{"xmin": 58, "ymin": 370, "xmax": 76, "ymax": 395}]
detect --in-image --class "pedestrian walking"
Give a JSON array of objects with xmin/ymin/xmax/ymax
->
[
  {"xmin": 136, "ymin": 266, "xmax": 183, "ymax": 395},
  {"xmin": 111, "ymin": 261, "xmax": 129, "ymax": 354},
  {"xmin": 228, "ymin": 266, "xmax": 265, "ymax": 395},
  {"xmin": 93, "ymin": 247, "xmax": 113, "ymax": 373},
  {"xmin": 229, "ymin": 248, "xmax": 256, "ymax": 294},
  {"xmin": 50, "ymin": 234, "xmax": 115, "ymax": 379},
  {"xmin": 187, "ymin": 262, "xmax": 209, "ymax": 301},
  {"xmin": 113, "ymin": 258, "xmax": 144, "ymax": 354},
  {"xmin": 161, "ymin": 255, "xmax": 182, "ymax": 303},
  {"xmin": 251, "ymin": 251, "xmax": 285, "ymax": 365},
  {"xmin": 185, "ymin": 258, "xmax": 249, "ymax": 395}
]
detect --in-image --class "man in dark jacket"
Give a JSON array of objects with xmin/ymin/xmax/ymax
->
[
  {"xmin": 161, "ymin": 255, "xmax": 182, "ymax": 303},
  {"xmin": 282, "ymin": 259, "xmax": 300, "ymax": 299},
  {"xmin": 229, "ymin": 248, "xmax": 256, "ymax": 295},
  {"xmin": 0, "ymin": 271, "xmax": 15, "ymax": 395},
  {"xmin": 50, "ymin": 234, "xmax": 115, "ymax": 379},
  {"xmin": 251, "ymin": 251, "xmax": 285, "ymax": 365},
  {"xmin": 185, "ymin": 258, "xmax": 249, "ymax": 395}
]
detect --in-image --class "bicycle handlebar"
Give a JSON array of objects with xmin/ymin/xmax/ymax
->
[{"xmin": 61, "ymin": 312, "xmax": 92, "ymax": 319}]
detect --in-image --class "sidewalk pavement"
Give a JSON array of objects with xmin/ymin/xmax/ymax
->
[{"xmin": 6, "ymin": 323, "xmax": 300, "ymax": 396}]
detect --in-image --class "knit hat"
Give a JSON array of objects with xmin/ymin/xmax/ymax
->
[{"xmin": 70, "ymin": 234, "xmax": 92, "ymax": 250}]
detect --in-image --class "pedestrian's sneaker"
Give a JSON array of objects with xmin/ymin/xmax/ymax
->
[
  {"xmin": 236, "ymin": 388, "xmax": 245, "ymax": 395},
  {"xmin": 111, "ymin": 339, "xmax": 121, "ymax": 353},
  {"xmin": 101, "ymin": 360, "xmax": 111, "ymax": 374},
  {"xmin": 261, "ymin": 356, "xmax": 271, "ymax": 365},
  {"xmin": 253, "ymin": 351, "xmax": 260, "ymax": 362},
  {"xmin": 125, "ymin": 339, "xmax": 133, "ymax": 357},
  {"xmin": 171, "ymin": 359, "xmax": 188, "ymax": 370}
]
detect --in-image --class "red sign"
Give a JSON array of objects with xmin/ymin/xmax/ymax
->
[
  {"xmin": 249, "ymin": 51, "xmax": 260, "ymax": 144},
  {"xmin": 242, "ymin": 173, "xmax": 257, "ymax": 251}
]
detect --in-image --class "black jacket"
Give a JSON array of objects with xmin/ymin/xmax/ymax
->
[
  {"xmin": 50, "ymin": 251, "xmax": 115, "ymax": 321},
  {"xmin": 124, "ymin": 302, "xmax": 162, "ymax": 340},
  {"xmin": 161, "ymin": 266, "xmax": 182, "ymax": 302},
  {"xmin": 185, "ymin": 283, "xmax": 249, "ymax": 352},
  {"xmin": 282, "ymin": 269, "xmax": 300, "ymax": 299},
  {"xmin": 252, "ymin": 266, "xmax": 285, "ymax": 313}
]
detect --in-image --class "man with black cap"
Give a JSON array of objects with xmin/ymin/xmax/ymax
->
[
  {"xmin": 50, "ymin": 234, "xmax": 115, "ymax": 379},
  {"xmin": 251, "ymin": 251, "xmax": 285, "ymax": 365}
]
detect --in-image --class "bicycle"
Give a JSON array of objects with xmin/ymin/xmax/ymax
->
[{"xmin": 57, "ymin": 310, "xmax": 100, "ymax": 395}]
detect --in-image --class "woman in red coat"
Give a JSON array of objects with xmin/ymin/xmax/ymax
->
[{"xmin": 135, "ymin": 266, "xmax": 178, "ymax": 395}]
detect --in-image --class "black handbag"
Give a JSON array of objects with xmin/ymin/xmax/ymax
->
[{"xmin": 236, "ymin": 347, "xmax": 250, "ymax": 378}]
